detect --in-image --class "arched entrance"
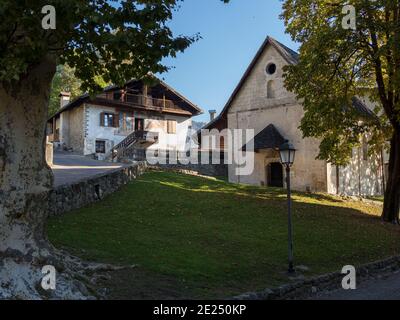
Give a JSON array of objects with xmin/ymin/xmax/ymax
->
[{"xmin": 267, "ymin": 162, "xmax": 284, "ymax": 187}]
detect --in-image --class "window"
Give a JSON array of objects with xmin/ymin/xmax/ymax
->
[
  {"xmin": 267, "ymin": 80, "xmax": 276, "ymax": 99},
  {"xmin": 95, "ymin": 140, "xmax": 106, "ymax": 154},
  {"xmin": 119, "ymin": 112, "xmax": 134, "ymax": 132},
  {"xmin": 266, "ymin": 63, "xmax": 277, "ymax": 75},
  {"xmin": 100, "ymin": 112, "xmax": 118, "ymax": 127},
  {"xmin": 167, "ymin": 120, "xmax": 177, "ymax": 134},
  {"xmin": 113, "ymin": 91, "xmax": 122, "ymax": 101}
]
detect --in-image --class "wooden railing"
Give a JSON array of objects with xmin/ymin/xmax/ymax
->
[
  {"xmin": 111, "ymin": 130, "xmax": 158, "ymax": 160},
  {"xmin": 98, "ymin": 93, "xmax": 179, "ymax": 110}
]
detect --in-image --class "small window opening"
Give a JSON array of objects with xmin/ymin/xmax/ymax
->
[{"xmin": 266, "ymin": 63, "xmax": 277, "ymax": 75}]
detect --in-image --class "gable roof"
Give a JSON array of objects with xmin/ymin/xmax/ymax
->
[
  {"xmin": 203, "ymin": 36, "xmax": 377, "ymax": 132},
  {"xmin": 224, "ymin": 36, "xmax": 298, "ymax": 113},
  {"xmin": 49, "ymin": 76, "xmax": 203, "ymax": 120},
  {"xmin": 203, "ymin": 36, "xmax": 299, "ymax": 130},
  {"xmin": 242, "ymin": 124, "xmax": 286, "ymax": 152}
]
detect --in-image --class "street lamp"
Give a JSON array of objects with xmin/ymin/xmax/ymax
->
[{"xmin": 279, "ymin": 140, "xmax": 296, "ymax": 274}]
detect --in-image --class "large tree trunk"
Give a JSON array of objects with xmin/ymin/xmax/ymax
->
[
  {"xmin": 382, "ymin": 129, "xmax": 400, "ymax": 223},
  {"xmin": 0, "ymin": 56, "xmax": 89, "ymax": 299}
]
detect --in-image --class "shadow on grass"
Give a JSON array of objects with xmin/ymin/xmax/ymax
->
[{"xmin": 144, "ymin": 172, "xmax": 380, "ymax": 220}]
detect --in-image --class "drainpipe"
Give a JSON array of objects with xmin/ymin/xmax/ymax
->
[
  {"xmin": 381, "ymin": 148, "xmax": 386, "ymax": 193},
  {"xmin": 336, "ymin": 165, "xmax": 340, "ymax": 195},
  {"xmin": 358, "ymin": 148, "xmax": 361, "ymax": 196},
  {"xmin": 236, "ymin": 112, "xmax": 240, "ymax": 184}
]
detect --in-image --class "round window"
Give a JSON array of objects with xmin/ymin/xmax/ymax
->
[{"xmin": 266, "ymin": 63, "xmax": 277, "ymax": 75}]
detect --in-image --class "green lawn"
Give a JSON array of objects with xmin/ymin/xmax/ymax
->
[{"xmin": 47, "ymin": 171, "xmax": 400, "ymax": 299}]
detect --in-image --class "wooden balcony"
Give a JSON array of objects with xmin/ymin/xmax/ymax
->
[{"xmin": 97, "ymin": 93, "xmax": 181, "ymax": 111}]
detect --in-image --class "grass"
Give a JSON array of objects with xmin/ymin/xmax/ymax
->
[{"xmin": 47, "ymin": 171, "xmax": 400, "ymax": 299}]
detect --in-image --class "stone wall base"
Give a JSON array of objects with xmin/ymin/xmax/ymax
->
[
  {"xmin": 233, "ymin": 256, "xmax": 400, "ymax": 300},
  {"xmin": 48, "ymin": 162, "xmax": 147, "ymax": 216}
]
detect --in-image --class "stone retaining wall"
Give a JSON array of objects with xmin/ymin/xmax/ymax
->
[
  {"xmin": 134, "ymin": 151, "xmax": 228, "ymax": 178},
  {"xmin": 233, "ymin": 255, "xmax": 400, "ymax": 300},
  {"xmin": 155, "ymin": 162, "xmax": 228, "ymax": 178},
  {"xmin": 48, "ymin": 162, "xmax": 147, "ymax": 216}
]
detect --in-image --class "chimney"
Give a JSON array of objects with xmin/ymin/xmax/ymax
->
[
  {"xmin": 59, "ymin": 92, "xmax": 71, "ymax": 108},
  {"xmin": 209, "ymin": 110, "xmax": 216, "ymax": 122}
]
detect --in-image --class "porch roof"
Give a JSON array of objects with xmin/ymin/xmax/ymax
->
[{"xmin": 242, "ymin": 124, "xmax": 286, "ymax": 152}]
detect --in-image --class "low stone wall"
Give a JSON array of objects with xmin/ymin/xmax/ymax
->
[
  {"xmin": 233, "ymin": 255, "xmax": 400, "ymax": 300},
  {"xmin": 48, "ymin": 162, "xmax": 147, "ymax": 216},
  {"xmin": 46, "ymin": 141, "xmax": 53, "ymax": 166},
  {"xmin": 124, "ymin": 150, "xmax": 228, "ymax": 178},
  {"xmin": 155, "ymin": 162, "xmax": 228, "ymax": 178}
]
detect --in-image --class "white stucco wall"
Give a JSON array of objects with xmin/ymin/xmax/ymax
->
[
  {"xmin": 83, "ymin": 104, "xmax": 123, "ymax": 157},
  {"xmin": 145, "ymin": 114, "xmax": 192, "ymax": 153},
  {"xmin": 81, "ymin": 103, "xmax": 192, "ymax": 159},
  {"xmin": 327, "ymin": 143, "xmax": 385, "ymax": 196},
  {"xmin": 325, "ymin": 96, "xmax": 385, "ymax": 196}
]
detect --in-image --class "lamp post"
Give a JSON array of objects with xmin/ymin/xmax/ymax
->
[{"xmin": 279, "ymin": 140, "xmax": 297, "ymax": 274}]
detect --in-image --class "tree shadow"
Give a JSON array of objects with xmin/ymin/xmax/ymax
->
[{"xmin": 132, "ymin": 172, "xmax": 388, "ymax": 228}]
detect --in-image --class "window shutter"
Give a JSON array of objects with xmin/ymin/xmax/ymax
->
[
  {"xmin": 168, "ymin": 120, "xmax": 177, "ymax": 134},
  {"xmin": 167, "ymin": 120, "xmax": 172, "ymax": 133},
  {"xmin": 100, "ymin": 112, "xmax": 105, "ymax": 126},
  {"xmin": 173, "ymin": 121, "xmax": 177, "ymax": 134},
  {"xmin": 113, "ymin": 113, "xmax": 119, "ymax": 128}
]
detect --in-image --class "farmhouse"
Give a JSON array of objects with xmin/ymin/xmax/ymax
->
[
  {"xmin": 47, "ymin": 78, "xmax": 202, "ymax": 161},
  {"xmin": 202, "ymin": 36, "xmax": 388, "ymax": 196}
]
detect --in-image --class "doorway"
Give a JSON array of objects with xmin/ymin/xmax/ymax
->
[
  {"xmin": 267, "ymin": 162, "xmax": 284, "ymax": 187},
  {"xmin": 135, "ymin": 118, "xmax": 145, "ymax": 131}
]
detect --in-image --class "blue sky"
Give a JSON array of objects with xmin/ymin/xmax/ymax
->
[{"xmin": 161, "ymin": 0, "xmax": 299, "ymax": 122}]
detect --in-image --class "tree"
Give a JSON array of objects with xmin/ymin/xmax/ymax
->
[
  {"xmin": 281, "ymin": 0, "xmax": 400, "ymax": 222},
  {"xmin": 0, "ymin": 0, "xmax": 216, "ymax": 299},
  {"xmin": 49, "ymin": 65, "xmax": 83, "ymax": 116},
  {"xmin": 48, "ymin": 65, "xmax": 109, "ymax": 116}
]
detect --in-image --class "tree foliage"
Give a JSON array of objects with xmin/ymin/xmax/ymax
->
[
  {"xmin": 48, "ymin": 65, "xmax": 82, "ymax": 116},
  {"xmin": 281, "ymin": 0, "xmax": 400, "ymax": 221},
  {"xmin": 281, "ymin": 0, "xmax": 398, "ymax": 165},
  {"xmin": 48, "ymin": 64, "xmax": 110, "ymax": 116},
  {"xmin": 0, "ymin": 0, "xmax": 199, "ymax": 94}
]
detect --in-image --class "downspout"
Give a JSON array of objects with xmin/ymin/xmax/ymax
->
[
  {"xmin": 336, "ymin": 165, "xmax": 340, "ymax": 195},
  {"xmin": 236, "ymin": 111, "xmax": 240, "ymax": 184},
  {"xmin": 358, "ymin": 147, "xmax": 361, "ymax": 196},
  {"xmin": 381, "ymin": 148, "xmax": 386, "ymax": 194}
]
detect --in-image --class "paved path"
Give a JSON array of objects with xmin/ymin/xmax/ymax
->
[
  {"xmin": 314, "ymin": 272, "xmax": 400, "ymax": 300},
  {"xmin": 52, "ymin": 152, "xmax": 128, "ymax": 187}
]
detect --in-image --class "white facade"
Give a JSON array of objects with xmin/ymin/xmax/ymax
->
[{"xmin": 54, "ymin": 103, "xmax": 193, "ymax": 161}]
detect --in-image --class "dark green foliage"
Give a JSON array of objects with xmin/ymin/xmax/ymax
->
[
  {"xmin": 0, "ymin": 1, "xmax": 199, "ymax": 93},
  {"xmin": 48, "ymin": 65, "xmax": 82, "ymax": 116},
  {"xmin": 281, "ymin": 0, "xmax": 398, "ymax": 164},
  {"xmin": 281, "ymin": 1, "xmax": 400, "ymax": 221}
]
